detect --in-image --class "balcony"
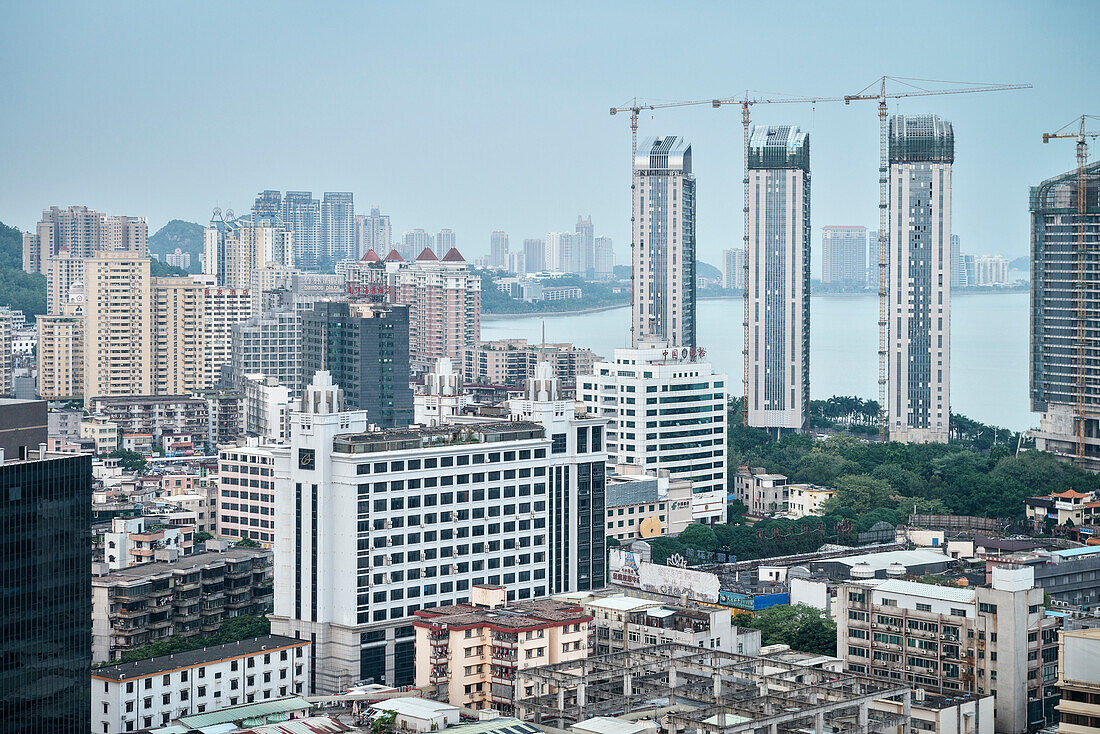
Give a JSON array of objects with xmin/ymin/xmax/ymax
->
[{"xmin": 429, "ymin": 649, "xmax": 449, "ymax": 665}]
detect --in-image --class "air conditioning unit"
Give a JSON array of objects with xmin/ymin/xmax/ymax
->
[{"xmin": 384, "ymin": 519, "xmax": 392, "ymax": 529}]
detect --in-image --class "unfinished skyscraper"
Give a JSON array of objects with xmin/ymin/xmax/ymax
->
[
  {"xmin": 632, "ymin": 136, "xmax": 696, "ymax": 348},
  {"xmin": 745, "ymin": 125, "xmax": 810, "ymax": 434},
  {"xmin": 888, "ymin": 114, "xmax": 952, "ymax": 444},
  {"xmin": 1030, "ymin": 161, "xmax": 1100, "ymax": 469}
]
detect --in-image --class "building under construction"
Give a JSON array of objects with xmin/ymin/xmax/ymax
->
[
  {"xmin": 1030, "ymin": 161, "xmax": 1100, "ymax": 470},
  {"xmin": 514, "ymin": 644, "xmax": 913, "ymax": 734}
]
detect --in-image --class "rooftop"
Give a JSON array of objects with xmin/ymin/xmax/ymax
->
[
  {"xmin": 872, "ymin": 579, "xmax": 976, "ymax": 604},
  {"xmin": 829, "ymin": 549, "xmax": 953, "ymax": 572},
  {"xmin": 586, "ymin": 596, "xmax": 658, "ymax": 612},
  {"xmin": 176, "ymin": 696, "xmax": 313, "ymax": 729},
  {"xmin": 371, "ymin": 697, "xmax": 458, "ymax": 718},
  {"xmin": 443, "ymin": 718, "xmax": 539, "ymax": 734},
  {"xmin": 332, "ymin": 422, "xmax": 546, "ymax": 455},
  {"xmin": 92, "ymin": 636, "xmax": 306, "ymax": 681},
  {"xmin": 1052, "ymin": 546, "xmax": 1100, "ymax": 560},
  {"xmin": 92, "ymin": 546, "xmax": 270, "ymax": 584},
  {"xmin": 414, "ymin": 599, "xmax": 591, "ymax": 630}
]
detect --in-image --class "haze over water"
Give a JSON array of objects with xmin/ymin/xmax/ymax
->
[{"xmin": 483, "ymin": 292, "xmax": 1032, "ymax": 431}]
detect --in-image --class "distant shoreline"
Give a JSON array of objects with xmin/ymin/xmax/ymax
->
[{"xmin": 482, "ymin": 303, "xmax": 629, "ymax": 320}]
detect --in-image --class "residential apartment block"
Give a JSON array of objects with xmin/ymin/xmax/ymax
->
[
  {"xmin": 414, "ymin": 585, "xmax": 590, "ymax": 713},
  {"xmin": 836, "ymin": 566, "xmax": 1059, "ymax": 733},
  {"xmin": 228, "ymin": 308, "xmax": 302, "ymax": 396},
  {"xmin": 822, "ymin": 226, "xmax": 868, "ymax": 286},
  {"xmin": 91, "ymin": 636, "xmax": 310, "ymax": 734},
  {"xmin": 22, "ymin": 205, "xmax": 147, "ymax": 275},
  {"xmin": 216, "ymin": 439, "xmax": 277, "ymax": 546},
  {"xmin": 1058, "ymin": 627, "xmax": 1100, "ymax": 734},
  {"xmin": 464, "ymin": 339, "xmax": 599, "ymax": 391},
  {"xmin": 91, "ymin": 547, "xmax": 274, "ymax": 663}
]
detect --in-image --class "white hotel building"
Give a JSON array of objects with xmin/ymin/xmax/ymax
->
[
  {"xmin": 270, "ymin": 371, "xmax": 608, "ymax": 694},
  {"xmin": 580, "ymin": 343, "xmax": 727, "ymax": 524}
]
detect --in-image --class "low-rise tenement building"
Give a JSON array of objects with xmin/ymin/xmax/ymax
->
[
  {"xmin": 578, "ymin": 593, "xmax": 760, "ymax": 656},
  {"xmin": 605, "ymin": 464, "xmax": 691, "ymax": 543},
  {"xmin": 1025, "ymin": 489, "xmax": 1100, "ymax": 528},
  {"xmin": 413, "ymin": 585, "xmax": 591, "ymax": 713},
  {"xmin": 733, "ymin": 466, "xmax": 788, "ymax": 515},
  {"xmin": 785, "ymin": 483, "xmax": 837, "ymax": 518},
  {"xmin": 1058, "ymin": 626, "xmax": 1100, "ymax": 734},
  {"xmin": 91, "ymin": 635, "xmax": 310, "ymax": 734},
  {"xmin": 836, "ymin": 566, "xmax": 1060, "ymax": 734},
  {"xmin": 88, "ymin": 395, "xmax": 210, "ymax": 451},
  {"xmin": 216, "ymin": 439, "xmax": 277, "ymax": 546},
  {"xmin": 103, "ymin": 516, "xmax": 195, "ymax": 570},
  {"xmin": 91, "ymin": 546, "xmax": 273, "ymax": 663}
]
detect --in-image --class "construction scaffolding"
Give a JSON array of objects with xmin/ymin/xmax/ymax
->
[{"xmin": 515, "ymin": 644, "xmax": 912, "ymax": 734}]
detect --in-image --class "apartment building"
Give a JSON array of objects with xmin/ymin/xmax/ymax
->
[
  {"xmin": 83, "ymin": 252, "xmax": 153, "ymax": 405},
  {"xmin": 733, "ymin": 467, "xmax": 789, "ymax": 515},
  {"xmin": 216, "ymin": 439, "xmax": 277, "ymax": 546},
  {"xmin": 88, "ymin": 395, "xmax": 209, "ymax": 451},
  {"xmin": 1058, "ymin": 627, "xmax": 1100, "ymax": 734},
  {"xmin": 270, "ymin": 371, "xmax": 607, "ymax": 693},
  {"xmin": 1024, "ymin": 489, "xmax": 1100, "ymax": 528},
  {"xmin": 203, "ymin": 287, "xmax": 253, "ymax": 390},
  {"xmin": 103, "ymin": 516, "xmax": 195, "ymax": 570},
  {"xmin": 464, "ymin": 339, "xmax": 599, "ymax": 391},
  {"xmin": 91, "ymin": 547, "xmax": 273, "ymax": 663},
  {"xmin": 241, "ymin": 374, "xmax": 290, "ymax": 441},
  {"xmin": 836, "ymin": 566, "xmax": 1060, "ymax": 733},
  {"xmin": 22, "ymin": 205, "xmax": 147, "ymax": 275},
  {"xmin": 786, "ymin": 484, "xmax": 837, "ymax": 518},
  {"xmin": 228, "ymin": 308, "xmax": 302, "ymax": 396},
  {"xmin": 91, "ymin": 636, "xmax": 310, "ymax": 734},
  {"xmin": 203, "ymin": 212, "xmax": 294, "ymax": 289},
  {"xmin": 605, "ymin": 464, "xmax": 692, "ymax": 543},
  {"xmin": 581, "ymin": 594, "xmax": 760, "ymax": 657},
  {"xmin": 37, "ymin": 313, "xmax": 84, "ymax": 400},
  {"xmin": 413, "ymin": 585, "xmax": 591, "ymax": 713},
  {"xmin": 151, "ymin": 277, "xmax": 205, "ymax": 395},
  {"xmin": 579, "ymin": 344, "xmax": 727, "ymax": 523}
]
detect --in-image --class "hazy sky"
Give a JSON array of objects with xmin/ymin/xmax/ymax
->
[{"xmin": 2, "ymin": 1, "xmax": 1097, "ymax": 271}]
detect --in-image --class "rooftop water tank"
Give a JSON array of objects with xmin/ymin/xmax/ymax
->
[
  {"xmin": 850, "ymin": 562, "xmax": 875, "ymax": 580},
  {"xmin": 886, "ymin": 562, "xmax": 906, "ymax": 577}
]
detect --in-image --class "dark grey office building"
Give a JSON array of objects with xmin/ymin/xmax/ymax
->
[
  {"xmin": 301, "ymin": 301, "xmax": 413, "ymax": 427},
  {"xmin": 1030, "ymin": 161, "xmax": 1100, "ymax": 470},
  {"xmin": 0, "ymin": 400, "xmax": 91, "ymax": 733}
]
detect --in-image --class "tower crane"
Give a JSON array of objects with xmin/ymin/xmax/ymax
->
[
  {"xmin": 612, "ymin": 77, "xmax": 1031, "ymax": 439},
  {"xmin": 1042, "ymin": 115, "xmax": 1100, "ymax": 464}
]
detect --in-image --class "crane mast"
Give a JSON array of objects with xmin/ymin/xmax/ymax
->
[{"xmin": 1043, "ymin": 115, "xmax": 1100, "ymax": 464}]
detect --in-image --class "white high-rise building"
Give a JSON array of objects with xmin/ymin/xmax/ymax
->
[
  {"xmin": 490, "ymin": 231, "xmax": 509, "ymax": 269},
  {"xmin": 546, "ymin": 232, "xmax": 579, "ymax": 273},
  {"xmin": 271, "ymin": 370, "xmax": 609, "ymax": 692},
  {"xmin": 632, "ymin": 136, "xmax": 696, "ymax": 348},
  {"xmin": 575, "ymin": 215, "xmax": 594, "ymax": 275},
  {"xmin": 746, "ymin": 125, "xmax": 810, "ymax": 434},
  {"xmin": 523, "ymin": 239, "xmax": 545, "ymax": 274},
  {"xmin": 594, "ymin": 236, "xmax": 614, "ymax": 276},
  {"xmin": 821, "ymin": 225, "xmax": 867, "ymax": 286},
  {"xmin": 888, "ymin": 114, "xmax": 952, "ymax": 444},
  {"xmin": 434, "ymin": 229, "xmax": 455, "ymax": 258},
  {"xmin": 579, "ymin": 343, "xmax": 726, "ymax": 524},
  {"xmin": 356, "ymin": 207, "xmax": 392, "ymax": 258},
  {"xmin": 203, "ymin": 211, "xmax": 293, "ymax": 289},
  {"xmin": 721, "ymin": 248, "xmax": 746, "ymax": 290},
  {"xmin": 400, "ymin": 229, "xmax": 433, "ymax": 261}
]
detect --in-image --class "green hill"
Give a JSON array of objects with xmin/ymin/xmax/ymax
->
[
  {"xmin": 149, "ymin": 219, "xmax": 204, "ymax": 273},
  {"xmin": 0, "ymin": 222, "xmax": 46, "ymax": 318},
  {"xmin": 697, "ymin": 260, "xmax": 721, "ymax": 280}
]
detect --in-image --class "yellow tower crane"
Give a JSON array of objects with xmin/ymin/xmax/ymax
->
[{"xmin": 1042, "ymin": 115, "xmax": 1100, "ymax": 464}]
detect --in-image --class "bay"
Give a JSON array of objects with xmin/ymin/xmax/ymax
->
[{"xmin": 482, "ymin": 292, "xmax": 1032, "ymax": 431}]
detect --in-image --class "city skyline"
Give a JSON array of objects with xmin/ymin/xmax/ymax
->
[{"xmin": 2, "ymin": 1, "xmax": 1096, "ymax": 268}]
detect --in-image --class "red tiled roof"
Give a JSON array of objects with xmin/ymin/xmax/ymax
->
[
  {"xmin": 416, "ymin": 247, "xmax": 439, "ymax": 262},
  {"xmin": 441, "ymin": 247, "xmax": 465, "ymax": 262},
  {"xmin": 384, "ymin": 249, "xmax": 404, "ymax": 262},
  {"xmin": 1055, "ymin": 489, "xmax": 1091, "ymax": 499},
  {"xmin": 360, "ymin": 249, "xmax": 381, "ymax": 262}
]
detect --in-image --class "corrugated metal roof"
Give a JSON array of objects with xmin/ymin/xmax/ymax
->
[
  {"xmin": 830, "ymin": 549, "xmax": 953, "ymax": 572},
  {"xmin": 874, "ymin": 579, "xmax": 976, "ymax": 604},
  {"xmin": 177, "ymin": 697, "xmax": 313, "ymax": 728},
  {"xmin": 443, "ymin": 718, "xmax": 540, "ymax": 734},
  {"xmin": 1052, "ymin": 546, "xmax": 1100, "ymax": 559}
]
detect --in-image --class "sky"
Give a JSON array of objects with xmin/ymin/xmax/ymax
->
[{"xmin": 2, "ymin": 1, "xmax": 1097, "ymax": 273}]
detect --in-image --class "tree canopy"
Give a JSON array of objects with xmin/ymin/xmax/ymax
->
[
  {"xmin": 734, "ymin": 604, "xmax": 837, "ymax": 656},
  {"xmin": 95, "ymin": 615, "xmax": 271, "ymax": 666}
]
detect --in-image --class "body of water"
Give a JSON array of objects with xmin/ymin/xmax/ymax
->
[{"xmin": 482, "ymin": 292, "xmax": 1033, "ymax": 431}]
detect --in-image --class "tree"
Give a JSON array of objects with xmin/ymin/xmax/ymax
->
[
  {"xmin": 108, "ymin": 449, "xmax": 147, "ymax": 474},
  {"xmin": 820, "ymin": 475, "xmax": 894, "ymax": 515},
  {"xmin": 735, "ymin": 604, "xmax": 837, "ymax": 657},
  {"xmin": 677, "ymin": 523, "xmax": 718, "ymax": 553},
  {"xmin": 236, "ymin": 537, "xmax": 261, "ymax": 548},
  {"xmin": 194, "ymin": 531, "xmax": 214, "ymax": 542},
  {"xmin": 211, "ymin": 615, "xmax": 270, "ymax": 643}
]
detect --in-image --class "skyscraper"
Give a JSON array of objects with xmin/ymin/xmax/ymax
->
[
  {"xmin": 887, "ymin": 114, "xmax": 953, "ymax": 444},
  {"xmin": 204, "ymin": 211, "xmax": 294, "ymax": 289},
  {"xmin": 22, "ymin": 206, "xmax": 147, "ymax": 275},
  {"xmin": 435, "ymin": 228, "xmax": 455, "ymax": 257},
  {"xmin": 83, "ymin": 252, "xmax": 153, "ymax": 404},
  {"xmin": 321, "ymin": 192, "xmax": 355, "ymax": 264},
  {"xmin": 400, "ymin": 229, "xmax": 432, "ymax": 261},
  {"xmin": 867, "ymin": 229, "xmax": 881, "ymax": 288},
  {"xmin": 1030, "ymin": 160, "xmax": 1100, "ymax": 469},
  {"xmin": 722, "ymin": 248, "xmax": 746, "ymax": 290},
  {"xmin": 490, "ymin": 230, "xmax": 509, "ymax": 269},
  {"xmin": 301, "ymin": 301, "xmax": 413, "ymax": 427},
  {"xmin": 821, "ymin": 225, "xmax": 867, "ymax": 286},
  {"xmin": 281, "ymin": 192, "xmax": 322, "ymax": 271},
  {"xmin": 0, "ymin": 402, "xmax": 91, "ymax": 734},
  {"xmin": 632, "ymin": 136, "xmax": 696, "ymax": 348},
  {"xmin": 745, "ymin": 125, "xmax": 810, "ymax": 433},
  {"xmin": 594, "ymin": 236, "xmax": 614, "ymax": 276},
  {"xmin": 950, "ymin": 234, "xmax": 965, "ymax": 286},
  {"xmin": 355, "ymin": 207, "xmax": 392, "ymax": 258},
  {"xmin": 575, "ymin": 215, "xmax": 594, "ymax": 275},
  {"xmin": 545, "ymin": 231, "xmax": 578, "ymax": 273},
  {"xmin": 523, "ymin": 238, "xmax": 545, "ymax": 273}
]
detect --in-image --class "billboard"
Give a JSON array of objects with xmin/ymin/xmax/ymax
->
[{"xmin": 609, "ymin": 548, "xmax": 720, "ymax": 603}]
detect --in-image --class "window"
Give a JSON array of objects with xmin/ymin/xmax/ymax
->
[{"xmin": 551, "ymin": 434, "xmax": 567, "ymax": 454}]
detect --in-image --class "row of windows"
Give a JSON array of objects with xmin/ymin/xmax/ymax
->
[{"xmin": 355, "ymin": 449, "xmax": 545, "ymax": 475}]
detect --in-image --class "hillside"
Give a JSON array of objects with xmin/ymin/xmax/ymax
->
[
  {"xmin": 697, "ymin": 260, "xmax": 721, "ymax": 280},
  {"xmin": 0, "ymin": 222, "xmax": 46, "ymax": 318},
  {"xmin": 149, "ymin": 219, "xmax": 204, "ymax": 273}
]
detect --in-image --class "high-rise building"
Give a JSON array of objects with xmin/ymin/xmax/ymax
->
[
  {"xmin": 837, "ymin": 566, "xmax": 1059, "ymax": 734},
  {"xmin": 887, "ymin": 114, "xmax": 953, "ymax": 444},
  {"xmin": 1030, "ymin": 160, "xmax": 1100, "ymax": 469},
  {"xmin": 229, "ymin": 308, "xmax": 303, "ymax": 396},
  {"xmin": 1058, "ymin": 627, "xmax": 1100, "ymax": 734},
  {"xmin": 594, "ymin": 236, "xmax": 614, "ymax": 276},
  {"xmin": 151, "ymin": 277, "xmax": 206, "ymax": 395},
  {"xmin": 22, "ymin": 205, "xmax": 147, "ymax": 274},
  {"xmin": 950, "ymin": 234, "xmax": 965, "ymax": 286},
  {"xmin": 356, "ymin": 208, "xmax": 392, "ymax": 258},
  {"xmin": 281, "ymin": 191, "xmax": 322, "ymax": 271},
  {"xmin": 391, "ymin": 248, "xmax": 481, "ymax": 377},
  {"xmin": 0, "ymin": 401, "xmax": 91, "ymax": 734},
  {"xmin": 632, "ymin": 136, "xmax": 696, "ymax": 348},
  {"xmin": 253, "ymin": 189, "xmax": 283, "ymax": 218},
  {"xmin": 165, "ymin": 248, "xmax": 191, "ymax": 270},
  {"xmin": 37, "ymin": 313, "xmax": 84, "ymax": 401},
  {"xmin": 270, "ymin": 371, "xmax": 607, "ymax": 692},
  {"xmin": 435, "ymin": 229, "xmax": 455, "ymax": 258},
  {"xmin": 321, "ymin": 192, "xmax": 355, "ymax": 264},
  {"xmin": 46, "ymin": 245, "xmax": 84, "ymax": 314},
  {"xmin": 721, "ymin": 248, "xmax": 746, "ymax": 290},
  {"xmin": 301, "ymin": 301, "xmax": 413, "ymax": 427},
  {"xmin": 83, "ymin": 252, "xmax": 153, "ymax": 405},
  {"xmin": 867, "ymin": 229, "xmax": 881, "ymax": 288},
  {"xmin": 746, "ymin": 125, "xmax": 810, "ymax": 434},
  {"xmin": 523, "ymin": 238, "xmax": 545, "ymax": 273},
  {"xmin": 821, "ymin": 225, "xmax": 867, "ymax": 286},
  {"xmin": 579, "ymin": 344, "xmax": 726, "ymax": 524},
  {"xmin": 575, "ymin": 215, "xmax": 594, "ymax": 275},
  {"xmin": 546, "ymin": 232, "xmax": 578, "ymax": 273},
  {"xmin": 203, "ymin": 211, "xmax": 293, "ymax": 289},
  {"xmin": 202, "ymin": 286, "xmax": 253, "ymax": 390},
  {"xmin": 490, "ymin": 231, "xmax": 509, "ymax": 270},
  {"xmin": 971, "ymin": 255, "xmax": 1010, "ymax": 286},
  {"xmin": 400, "ymin": 229, "xmax": 433, "ymax": 261}
]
